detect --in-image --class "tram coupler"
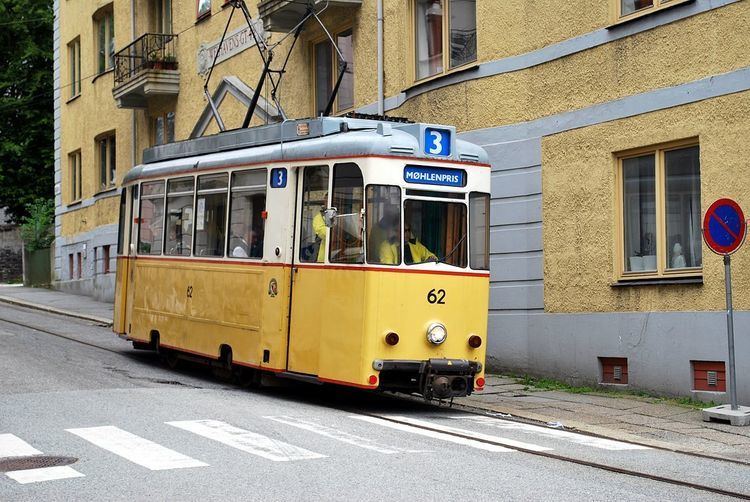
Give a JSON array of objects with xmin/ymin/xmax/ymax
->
[{"xmin": 420, "ymin": 359, "xmax": 481, "ymax": 400}]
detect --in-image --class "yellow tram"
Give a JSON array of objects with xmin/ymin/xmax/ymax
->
[{"xmin": 113, "ymin": 117, "xmax": 490, "ymax": 399}]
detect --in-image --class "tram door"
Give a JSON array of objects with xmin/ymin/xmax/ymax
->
[
  {"xmin": 114, "ymin": 187, "xmax": 136, "ymax": 334},
  {"xmin": 288, "ymin": 166, "xmax": 329, "ymax": 375}
]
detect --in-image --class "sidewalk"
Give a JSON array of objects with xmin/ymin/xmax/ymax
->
[
  {"xmin": 1, "ymin": 285, "xmax": 748, "ymax": 463},
  {"xmin": 0, "ymin": 284, "xmax": 113, "ymax": 325}
]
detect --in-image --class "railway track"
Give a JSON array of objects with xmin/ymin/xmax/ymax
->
[{"xmin": 1, "ymin": 303, "xmax": 749, "ymax": 500}]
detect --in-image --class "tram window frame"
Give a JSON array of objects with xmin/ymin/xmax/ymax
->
[
  {"xmin": 329, "ymin": 163, "xmax": 364, "ymax": 264},
  {"xmin": 164, "ymin": 177, "xmax": 195, "ymax": 257},
  {"xmin": 137, "ymin": 181, "xmax": 166, "ymax": 255},
  {"xmin": 298, "ymin": 166, "xmax": 330, "ymax": 264},
  {"xmin": 469, "ymin": 192, "xmax": 490, "ymax": 271},
  {"xmin": 194, "ymin": 173, "xmax": 229, "ymax": 258},
  {"xmin": 365, "ymin": 185, "xmax": 402, "ymax": 266},
  {"xmin": 116, "ymin": 189, "xmax": 127, "ymax": 255},
  {"xmin": 227, "ymin": 169, "xmax": 267, "ymax": 260},
  {"xmin": 404, "ymin": 198, "xmax": 468, "ymax": 268}
]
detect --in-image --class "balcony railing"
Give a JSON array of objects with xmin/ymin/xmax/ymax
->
[{"xmin": 114, "ymin": 33, "xmax": 178, "ymax": 86}]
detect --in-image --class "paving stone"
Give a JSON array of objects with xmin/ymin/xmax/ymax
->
[
  {"xmin": 628, "ymin": 403, "xmax": 698, "ymax": 418},
  {"xmin": 615, "ymin": 413, "xmax": 671, "ymax": 427}
]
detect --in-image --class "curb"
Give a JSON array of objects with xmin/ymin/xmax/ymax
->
[{"xmin": 0, "ymin": 295, "xmax": 113, "ymax": 327}]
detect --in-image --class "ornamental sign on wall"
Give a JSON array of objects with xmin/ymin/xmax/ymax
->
[{"xmin": 197, "ymin": 19, "xmax": 265, "ymax": 75}]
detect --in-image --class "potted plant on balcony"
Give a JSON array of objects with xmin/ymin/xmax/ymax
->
[{"xmin": 147, "ymin": 53, "xmax": 178, "ymax": 71}]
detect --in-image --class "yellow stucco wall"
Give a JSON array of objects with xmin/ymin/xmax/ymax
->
[{"xmin": 542, "ymin": 91, "xmax": 750, "ymax": 313}]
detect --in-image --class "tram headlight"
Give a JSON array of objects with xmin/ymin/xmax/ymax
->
[{"xmin": 426, "ymin": 323, "xmax": 447, "ymax": 345}]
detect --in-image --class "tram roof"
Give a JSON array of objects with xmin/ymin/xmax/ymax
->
[{"xmin": 123, "ymin": 117, "xmax": 488, "ymax": 184}]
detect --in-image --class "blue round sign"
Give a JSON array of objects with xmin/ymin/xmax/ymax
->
[{"xmin": 703, "ymin": 198, "xmax": 747, "ymax": 255}]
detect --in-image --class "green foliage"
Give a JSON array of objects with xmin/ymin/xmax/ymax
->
[
  {"xmin": 20, "ymin": 198, "xmax": 54, "ymax": 251},
  {"xmin": 0, "ymin": 1, "xmax": 54, "ymax": 222},
  {"xmin": 516, "ymin": 374, "xmax": 717, "ymax": 410}
]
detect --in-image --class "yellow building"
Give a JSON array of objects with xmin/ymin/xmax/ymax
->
[{"xmin": 54, "ymin": 0, "xmax": 750, "ymax": 399}]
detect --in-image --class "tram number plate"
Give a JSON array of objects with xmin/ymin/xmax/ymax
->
[
  {"xmin": 424, "ymin": 128, "xmax": 451, "ymax": 157},
  {"xmin": 427, "ymin": 288, "xmax": 446, "ymax": 304},
  {"xmin": 270, "ymin": 168, "xmax": 287, "ymax": 188}
]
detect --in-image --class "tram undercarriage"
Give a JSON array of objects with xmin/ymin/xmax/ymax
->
[{"xmin": 373, "ymin": 359, "xmax": 481, "ymax": 399}]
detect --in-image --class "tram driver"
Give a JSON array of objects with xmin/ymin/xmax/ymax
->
[{"xmin": 377, "ymin": 211, "xmax": 437, "ymax": 265}]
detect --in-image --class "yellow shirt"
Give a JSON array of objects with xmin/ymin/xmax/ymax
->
[
  {"xmin": 378, "ymin": 240, "xmax": 399, "ymax": 264},
  {"xmin": 406, "ymin": 239, "xmax": 437, "ymax": 263},
  {"xmin": 312, "ymin": 212, "xmax": 326, "ymax": 263}
]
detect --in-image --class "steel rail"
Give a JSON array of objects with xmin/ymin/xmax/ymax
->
[{"xmin": 1, "ymin": 302, "xmax": 749, "ymax": 498}]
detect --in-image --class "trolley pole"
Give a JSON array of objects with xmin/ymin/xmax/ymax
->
[{"xmin": 724, "ymin": 255, "xmax": 739, "ymax": 411}]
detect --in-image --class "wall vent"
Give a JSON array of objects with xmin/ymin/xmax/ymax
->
[
  {"xmin": 390, "ymin": 145, "xmax": 415, "ymax": 155},
  {"xmin": 599, "ymin": 357, "xmax": 628, "ymax": 384},
  {"xmin": 692, "ymin": 361, "xmax": 726, "ymax": 392}
]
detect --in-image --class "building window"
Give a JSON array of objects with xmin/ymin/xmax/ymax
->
[
  {"xmin": 313, "ymin": 28, "xmax": 354, "ymax": 116},
  {"xmin": 618, "ymin": 0, "xmax": 690, "ymax": 20},
  {"xmin": 154, "ymin": 0, "xmax": 173, "ymax": 33},
  {"xmin": 152, "ymin": 111, "xmax": 175, "ymax": 146},
  {"xmin": 619, "ymin": 142, "xmax": 701, "ymax": 278},
  {"xmin": 68, "ymin": 253, "xmax": 74, "ymax": 280},
  {"xmin": 69, "ymin": 150, "xmax": 82, "ymax": 202},
  {"xmin": 95, "ymin": 5, "xmax": 115, "ymax": 73},
  {"xmin": 96, "ymin": 133, "xmax": 116, "ymax": 190},
  {"xmin": 76, "ymin": 252, "xmax": 82, "ymax": 279},
  {"xmin": 68, "ymin": 37, "xmax": 81, "ymax": 98},
  {"xmin": 197, "ymin": 0, "xmax": 211, "ymax": 20},
  {"xmin": 414, "ymin": 0, "xmax": 476, "ymax": 81},
  {"xmin": 103, "ymin": 245, "xmax": 111, "ymax": 273}
]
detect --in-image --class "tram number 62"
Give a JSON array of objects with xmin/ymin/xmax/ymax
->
[{"xmin": 427, "ymin": 289, "xmax": 446, "ymax": 304}]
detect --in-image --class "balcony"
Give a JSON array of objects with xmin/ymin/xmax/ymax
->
[
  {"xmin": 258, "ymin": 0, "xmax": 362, "ymax": 32},
  {"xmin": 112, "ymin": 33, "xmax": 180, "ymax": 109}
]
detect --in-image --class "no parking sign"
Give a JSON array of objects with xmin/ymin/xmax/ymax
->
[
  {"xmin": 701, "ymin": 198, "xmax": 749, "ymax": 422},
  {"xmin": 703, "ymin": 198, "xmax": 747, "ymax": 255}
]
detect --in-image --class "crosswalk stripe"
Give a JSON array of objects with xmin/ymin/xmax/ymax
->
[
  {"xmin": 456, "ymin": 415, "xmax": 650, "ymax": 451},
  {"xmin": 0, "ymin": 434, "xmax": 43, "ymax": 458},
  {"xmin": 6, "ymin": 466, "xmax": 85, "ymax": 484},
  {"xmin": 166, "ymin": 419, "xmax": 326, "ymax": 462},
  {"xmin": 350, "ymin": 415, "xmax": 515, "ymax": 452},
  {"xmin": 66, "ymin": 426, "xmax": 208, "ymax": 471},
  {"xmin": 382, "ymin": 416, "xmax": 553, "ymax": 452},
  {"xmin": 264, "ymin": 416, "xmax": 430, "ymax": 454}
]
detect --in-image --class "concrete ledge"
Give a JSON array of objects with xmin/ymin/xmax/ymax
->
[{"xmin": 0, "ymin": 295, "xmax": 112, "ymax": 326}]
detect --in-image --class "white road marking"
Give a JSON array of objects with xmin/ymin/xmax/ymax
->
[
  {"xmin": 66, "ymin": 426, "xmax": 208, "ymax": 471},
  {"xmin": 350, "ymin": 415, "xmax": 515, "ymax": 453},
  {"xmin": 6, "ymin": 466, "xmax": 85, "ymax": 484},
  {"xmin": 380, "ymin": 415, "xmax": 553, "ymax": 452},
  {"xmin": 167, "ymin": 419, "xmax": 326, "ymax": 462},
  {"xmin": 0, "ymin": 434, "xmax": 43, "ymax": 458},
  {"xmin": 264, "ymin": 416, "xmax": 430, "ymax": 454},
  {"xmin": 455, "ymin": 415, "xmax": 651, "ymax": 451}
]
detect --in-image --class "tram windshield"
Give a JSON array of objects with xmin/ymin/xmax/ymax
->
[{"xmin": 404, "ymin": 199, "xmax": 467, "ymax": 267}]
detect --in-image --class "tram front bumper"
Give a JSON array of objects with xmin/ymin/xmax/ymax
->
[{"xmin": 372, "ymin": 359, "xmax": 482, "ymax": 399}]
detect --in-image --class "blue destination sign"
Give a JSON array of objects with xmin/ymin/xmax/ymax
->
[{"xmin": 403, "ymin": 165, "xmax": 466, "ymax": 187}]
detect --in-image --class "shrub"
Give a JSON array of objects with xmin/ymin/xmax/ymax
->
[{"xmin": 20, "ymin": 198, "xmax": 54, "ymax": 251}]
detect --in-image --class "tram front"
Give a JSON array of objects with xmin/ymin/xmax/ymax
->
[{"xmin": 359, "ymin": 126, "xmax": 490, "ymax": 400}]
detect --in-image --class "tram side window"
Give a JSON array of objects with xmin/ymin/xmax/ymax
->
[
  {"xmin": 329, "ymin": 163, "xmax": 364, "ymax": 264},
  {"xmin": 194, "ymin": 174, "xmax": 228, "ymax": 257},
  {"xmin": 469, "ymin": 192, "xmax": 490, "ymax": 270},
  {"xmin": 138, "ymin": 181, "xmax": 165, "ymax": 255},
  {"xmin": 165, "ymin": 177, "xmax": 195, "ymax": 256},
  {"xmin": 299, "ymin": 166, "xmax": 329, "ymax": 263},
  {"xmin": 404, "ymin": 199, "xmax": 467, "ymax": 267},
  {"xmin": 366, "ymin": 185, "xmax": 401, "ymax": 265},
  {"xmin": 117, "ymin": 189, "xmax": 127, "ymax": 255},
  {"xmin": 228, "ymin": 169, "xmax": 266, "ymax": 259}
]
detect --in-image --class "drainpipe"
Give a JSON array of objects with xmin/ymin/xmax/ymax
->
[
  {"xmin": 377, "ymin": 0, "xmax": 384, "ymax": 115},
  {"xmin": 130, "ymin": 0, "xmax": 137, "ymax": 169}
]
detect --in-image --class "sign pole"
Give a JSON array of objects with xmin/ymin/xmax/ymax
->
[{"xmin": 724, "ymin": 254, "xmax": 739, "ymax": 411}]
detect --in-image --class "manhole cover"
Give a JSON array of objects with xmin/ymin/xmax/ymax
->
[{"xmin": 0, "ymin": 456, "xmax": 78, "ymax": 472}]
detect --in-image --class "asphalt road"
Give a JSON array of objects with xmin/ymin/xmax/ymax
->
[{"xmin": 0, "ymin": 303, "xmax": 748, "ymax": 501}]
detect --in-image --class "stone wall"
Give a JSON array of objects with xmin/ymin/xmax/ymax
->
[{"xmin": 0, "ymin": 210, "xmax": 22, "ymax": 283}]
